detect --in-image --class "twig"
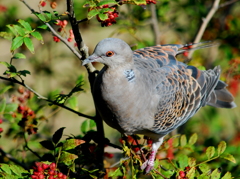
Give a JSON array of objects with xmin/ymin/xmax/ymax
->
[
  {"xmin": 150, "ymin": 4, "xmax": 160, "ymax": 45},
  {"xmin": 219, "ymin": 0, "xmax": 240, "ymax": 8},
  {"xmin": 187, "ymin": 0, "xmax": 220, "ymax": 60},
  {"xmin": 0, "ymin": 76, "xmax": 95, "ymax": 120},
  {"xmin": 20, "ymin": 0, "xmax": 82, "ymax": 61},
  {"xmin": 23, "ymin": 133, "xmax": 42, "ymax": 159}
]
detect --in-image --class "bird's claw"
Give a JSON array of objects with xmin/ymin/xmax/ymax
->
[{"xmin": 141, "ymin": 159, "xmax": 154, "ymax": 173}]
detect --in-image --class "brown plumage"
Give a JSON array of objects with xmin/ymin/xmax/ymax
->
[{"xmin": 82, "ymin": 38, "xmax": 236, "ymax": 173}]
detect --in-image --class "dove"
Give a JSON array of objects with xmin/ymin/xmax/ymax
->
[{"xmin": 82, "ymin": 38, "xmax": 236, "ymax": 173}]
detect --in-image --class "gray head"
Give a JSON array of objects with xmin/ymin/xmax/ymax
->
[{"xmin": 82, "ymin": 38, "xmax": 133, "ymax": 67}]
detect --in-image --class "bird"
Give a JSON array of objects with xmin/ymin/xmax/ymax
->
[{"xmin": 82, "ymin": 38, "xmax": 236, "ymax": 173}]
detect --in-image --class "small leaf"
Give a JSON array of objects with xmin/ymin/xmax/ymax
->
[
  {"xmin": 0, "ymin": 86, "xmax": 12, "ymax": 95},
  {"xmin": 222, "ymin": 172, "xmax": 232, "ymax": 179},
  {"xmin": 0, "ymin": 164, "xmax": 12, "ymax": 174},
  {"xmin": 7, "ymin": 24, "xmax": 18, "ymax": 36},
  {"xmin": 13, "ymin": 25, "xmax": 26, "ymax": 36},
  {"xmin": 97, "ymin": 0, "xmax": 117, "ymax": 6},
  {"xmin": 37, "ymin": 24, "xmax": 48, "ymax": 29},
  {"xmin": 52, "ymin": 127, "xmax": 65, "ymax": 144},
  {"xmin": 98, "ymin": 13, "xmax": 108, "ymax": 21},
  {"xmin": 59, "ymin": 151, "xmax": 78, "ymax": 164},
  {"xmin": 42, "ymin": 11, "xmax": 52, "ymax": 20},
  {"xmin": 31, "ymin": 31, "xmax": 43, "ymax": 43},
  {"xmin": 178, "ymin": 154, "xmax": 188, "ymax": 169},
  {"xmin": 0, "ymin": 32, "xmax": 13, "ymax": 40},
  {"xmin": 217, "ymin": 141, "xmax": 226, "ymax": 155},
  {"xmin": 188, "ymin": 133, "xmax": 198, "ymax": 145},
  {"xmin": 0, "ymin": 98, "xmax": 6, "ymax": 114},
  {"xmin": 63, "ymin": 139, "xmax": 85, "ymax": 150},
  {"xmin": 40, "ymin": 140, "xmax": 55, "ymax": 150},
  {"xmin": 34, "ymin": 12, "xmax": 47, "ymax": 22},
  {"xmin": 206, "ymin": 146, "xmax": 215, "ymax": 159},
  {"xmin": 4, "ymin": 103, "xmax": 18, "ymax": 113},
  {"xmin": 186, "ymin": 167, "xmax": 195, "ymax": 179},
  {"xmin": 18, "ymin": 70, "xmax": 31, "ymax": 77},
  {"xmin": 109, "ymin": 167, "xmax": 123, "ymax": 177},
  {"xmin": 12, "ymin": 53, "xmax": 26, "ymax": 59},
  {"xmin": 221, "ymin": 154, "xmax": 236, "ymax": 163},
  {"xmin": 10, "ymin": 165, "xmax": 28, "ymax": 176},
  {"xmin": 81, "ymin": 120, "xmax": 89, "ymax": 134},
  {"xmin": 11, "ymin": 37, "xmax": 24, "ymax": 52},
  {"xmin": 89, "ymin": 119, "xmax": 96, "ymax": 129},
  {"xmin": 68, "ymin": 97, "xmax": 78, "ymax": 111},
  {"xmin": 188, "ymin": 157, "xmax": 196, "ymax": 167},
  {"xmin": 199, "ymin": 163, "xmax": 210, "ymax": 173},
  {"xmin": 24, "ymin": 37, "xmax": 34, "ymax": 53},
  {"xmin": 180, "ymin": 134, "xmax": 187, "ymax": 147},
  {"xmin": 0, "ymin": 61, "xmax": 11, "ymax": 68},
  {"xmin": 17, "ymin": 19, "xmax": 32, "ymax": 31},
  {"xmin": 87, "ymin": 9, "xmax": 99, "ymax": 19},
  {"xmin": 210, "ymin": 168, "xmax": 221, "ymax": 179}
]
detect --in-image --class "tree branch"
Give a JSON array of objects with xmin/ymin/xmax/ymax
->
[
  {"xmin": 150, "ymin": 4, "xmax": 160, "ymax": 45},
  {"xmin": 0, "ymin": 76, "xmax": 95, "ymax": 120},
  {"xmin": 187, "ymin": 0, "xmax": 220, "ymax": 60}
]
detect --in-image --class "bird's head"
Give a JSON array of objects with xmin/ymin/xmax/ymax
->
[{"xmin": 82, "ymin": 38, "xmax": 133, "ymax": 67}]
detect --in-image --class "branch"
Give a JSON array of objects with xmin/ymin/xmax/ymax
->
[
  {"xmin": 150, "ymin": 4, "xmax": 160, "ymax": 45},
  {"xmin": 20, "ymin": 0, "xmax": 82, "ymax": 61},
  {"xmin": 0, "ymin": 76, "xmax": 94, "ymax": 120},
  {"xmin": 187, "ymin": 0, "xmax": 220, "ymax": 59}
]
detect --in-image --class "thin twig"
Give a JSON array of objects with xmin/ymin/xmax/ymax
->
[
  {"xmin": 23, "ymin": 133, "xmax": 42, "ymax": 159},
  {"xmin": 0, "ymin": 76, "xmax": 95, "ymax": 120},
  {"xmin": 219, "ymin": 0, "xmax": 240, "ymax": 8},
  {"xmin": 187, "ymin": 0, "xmax": 220, "ymax": 59},
  {"xmin": 150, "ymin": 4, "xmax": 160, "ymax": 45}
]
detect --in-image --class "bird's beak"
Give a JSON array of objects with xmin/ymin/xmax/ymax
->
[{"xmin": 82, "ymin": 55, "xmax": 99, "ymax": 66}]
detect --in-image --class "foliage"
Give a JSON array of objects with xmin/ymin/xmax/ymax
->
[{"xmin": 0, "ymin": 0, "xmax": 239, "ymax": 179}]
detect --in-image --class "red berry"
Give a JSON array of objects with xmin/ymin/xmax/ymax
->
[
  {"xmin": 179, "ymin": 171, "xmax": 185, "ymax": 178},
  {"xmin": 58, "ymin": 172, "xmax": 63, "ymax": 178},
  {"xmin": 67, "ymin": 38, "xmax": 72, "ymax": 42},
  {"xmin": 62, "ymin": 175, "xmax": 67, "ymax": 179},
  {"xmin": 50, "ymin": 162, "xmax": 56, "ymax": 169},
  {"xmin": 38, "ymin": 174, "xmax": 45, "ymax": 179},
  {"xmin": 147, "ymin": 139, "xmax": 153, "ymax": 145},
  {"xmin": 31, "ymin": 175, "xmax": 38, "ymax": 179},
  {"xmin": 40, "ymin": 1, "xmax": 46, "ymax": 7},
  {"xmin": 58, "ymin": 28, "xmax": 62, "ymax": 32},
  {"xmin": 0, "ymin": 119, "xmax": 3, "ymax": 124},
  {"xmin": 55, "ymin": 20, "xmax": 62, "ymax": 26},
  {"xmin": 0, "ymin": 128, "xmax": 3, "ymax": 133},
  {"xmin": 102, "ymin": 4, "xmax": 109, "ymax": 8},
  {"xmin": 48, "ymin": 176, "xmax": 54, "ymax": 179},
  {"xmin": 48, "ymin": 170, "xmax": 55, "ymax": 175},
  {"xmin": 37, "ymin": 166, "xmax": 43, "ymax": 172},
  {"xmin": 42, "ymin": 163, "xmax": 49, "ymax": 170}
]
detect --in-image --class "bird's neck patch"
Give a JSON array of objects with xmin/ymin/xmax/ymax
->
[{"xmin": 124, "ymin": 69, "xmax": 135, "ymax": 82}]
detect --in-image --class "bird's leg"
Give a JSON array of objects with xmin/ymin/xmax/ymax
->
[{"xmin": 141, "ymin": 137, "xmax": 163, "ymax": 173}]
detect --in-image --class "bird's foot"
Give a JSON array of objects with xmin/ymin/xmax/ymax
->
[{"xmin": 141, "ymin": 159, "xmax": 154, "ymax": 173}]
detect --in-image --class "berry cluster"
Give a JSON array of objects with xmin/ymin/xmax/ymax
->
[
  {"xmin": 53, "ymin": 20, "xmax": 74, "ymax": 43},
  {"xmin": 12, "ymin": 86, "xmax": 37, "ymax": 135},
  {"xmin": 31, "ymin": 162, "xmax": 67, "ymax": 179},
  {"xmin": 146, "ymin": 0, "xmax": 157, "ymax": 4},
  {"xmin": 96, "ymin": 5, "xmax": 119, "ymax": 27}
]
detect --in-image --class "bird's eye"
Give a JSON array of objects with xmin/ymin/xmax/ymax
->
[{"xmin": 106, "ymin": 51, "xmax": 114, "ymax": 57}]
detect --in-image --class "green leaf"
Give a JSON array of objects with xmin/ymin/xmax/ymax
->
[
  {"xmin": 5, "ymin": 103, "xmax": 18, "ymax": 113},
  {"xmin": 59, "ymin": 151, "xmax": 78, "ymax": 164},
  {"xmin": 7, "ymin": 24, "xmax": 18, "ymax": 36},
  {"xmin": 188, "ymin": 157, "xmax": 196, "ymax": 167},
  {"xmin": 178, "ymin": 154, "xmax": 188, "ymax": 169},
  {"xmin": 34, "ymin": 12, "xmax": 47, "ymax": 22},
  {"xmin": 37, "ymin": 24, "xmax": 48, "ymax": 30},
  {"xmin": 18, "ymin": 70, "xmax": 31, "ymax": 77},
  {"xmin": 89, "ymin": 119, "xmax": 96, "ymax": 129},
  {"xmin": 188, "ymin": 133, "xmax": 198, "ymax": 145},
  {"xmin": 98, "ymin": 13, "xmax": 108, "ymax": 21},
  {"xmin": 31, "ymin": 31, "xmax": 43, "ymax": 43},
  {"xmin": 217, "ymin": 141, "xmax": 226, "ymax": 155},
  {"xmin": 17, "ymin": 19, "xmax": 32, "ymax": 32},
  {"xmin": 206, "ymin": 146, "xmax": 215, "ymax": 159},
  {"xmin": 87, "ymin": 9, "xmax": 99, "ymax": 19},
  {"xmin": 10, "ymin": 165, "xmax": 28, "ymax": 176},
  {"xmin": 52, "ymin": 127, "xmax": 65, "ymax": 144},
  {"xmin": 23, "ymin": 37, "xmax": 34, "ymax": 53},
  {"xmin": 81, "ymin": 120, "xmax": 89, "ymax": 134},
  {"xmin": 13, "ymin": 25, "xmax": 26, "ymax": 36},
  {"xmin": 0, "ymin": 98, "xmax": 6, "ymax": 114},
  {"xmin": 0, "ymin": 164, "xmax": 12, "ymax": 174},
  {"xmin": 221, "ymin": 154, "xmax": 236, "ymax": 163},
  {"xmin": 0, "ymin": 86, "xmax": 12, "ymax": 95},
  {"xmin": 12, "ymin": 53, "xmax": 26, "ymax": 59},
  {"xmin": 11, "ymin": 37, "xmax": 24, "ymax": 52},
  {"xmin": 42, "ymin": 11, "xmax": 52, "ymax": 20},
  {"xmin": 62, "ymin": 139, "xmax": 85, "ymax": 150},
  {"xmin": 0, "ymin": 61, "xmax": 11, "ymax": 68},
  {"xmin": 97, "ymin": 0, "xmax": 117, "ymax": 6},
  {"xmin": 199, "ymin": 163, "xmax": 210, "ymax": 173},
  {"xmin": 40, "ymin": 140, "xmax": 55, "ymax": 150},
  {"xmin": 68, "ymin": 97, "xmax": 78, "ymax": 111},
  {"xmin": 186, "ymin": 167, "xmax": 195, "ymax": 179},
  {"xmin": 109, "ymin": 167, "xmax": 123, "ymax": 177},
  {"xmin": 0, "ymin": 32, "xmax": 13, "ymax": 40},
  {"xmin": 221, "ymin": 172, "xmax": 232, "ymax": 179},
  {"xmin": 5, "ymin": 71, "xmax": 17, "ymax": 77},
  {"xmin": 210, "ymin": 168, "xmax": 221, "ymax": 179},
  {"xmin": 180, "ymin": 134, "xmax": 187, "ymax": 147}
]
